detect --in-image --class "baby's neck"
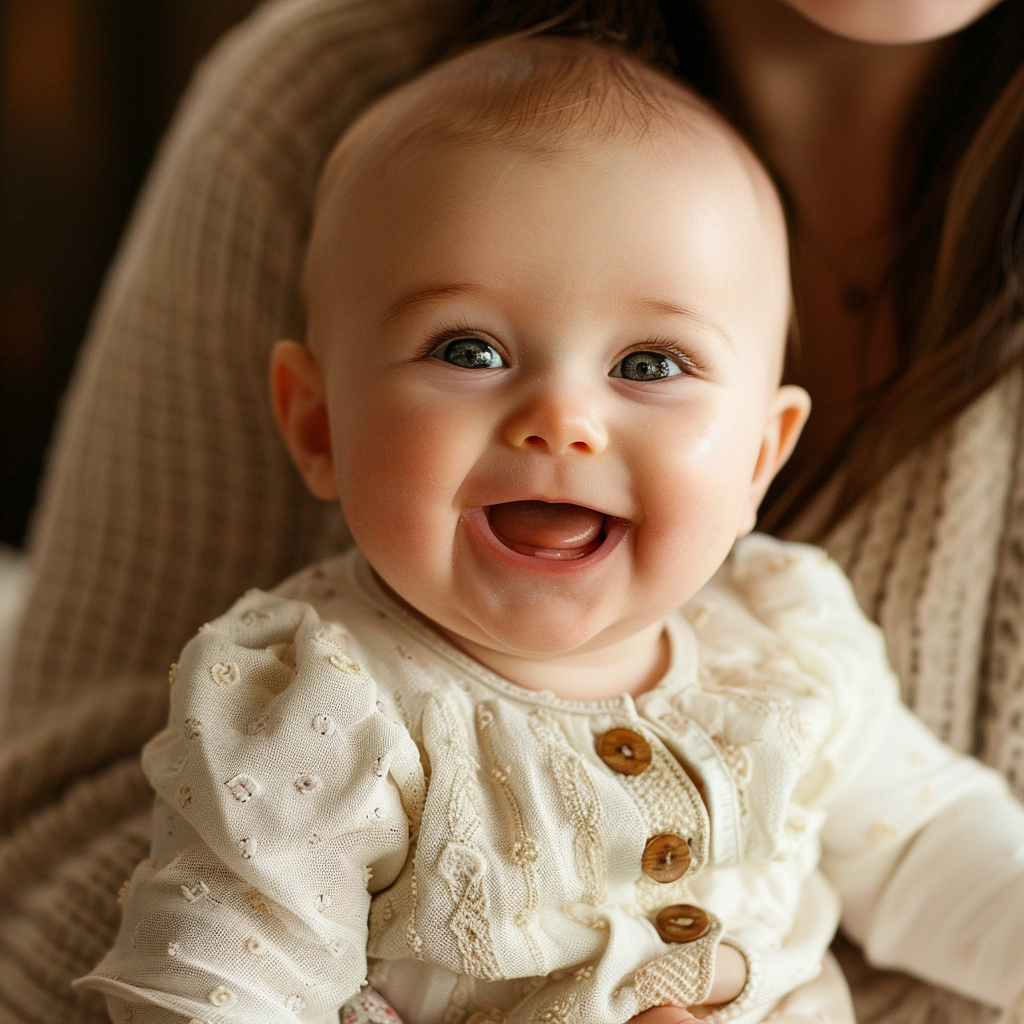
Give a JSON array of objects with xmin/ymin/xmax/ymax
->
[{"xmin": 440, "ymin": 621, "xmax": 670, "ymax": 703}]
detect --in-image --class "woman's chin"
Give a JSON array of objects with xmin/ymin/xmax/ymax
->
[{"xmin": 780, "ymin": 0, "xmax": 1001, "ymax": 44}]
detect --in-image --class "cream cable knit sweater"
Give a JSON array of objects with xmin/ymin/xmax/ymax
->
[{"xmin": 1, "ymin": 0, "xmax": 1023, "ymax": 1021}]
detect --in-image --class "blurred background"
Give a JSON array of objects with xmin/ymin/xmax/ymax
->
[{"xmin": 1, "ymin": 0, "xmax": 264, "ymax": 550}]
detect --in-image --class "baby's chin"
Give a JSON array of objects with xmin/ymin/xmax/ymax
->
[{"xmin": 368, "ymin": 566, "xmax": 612, "ymax": 657}]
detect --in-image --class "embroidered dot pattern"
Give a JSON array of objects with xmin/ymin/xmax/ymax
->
[
  {"xmin": 315, "ymin": 893, "xmax": 332, "ymax": 913},
  {"xmin": 328, "ymin": 653, "xmax": 362, "ymax": 674},
  {"xmin": 244, "ymin": 935, "xmax": 265, "ymax": 956},
  {"xmin": 178, "ymin": 786, "xmax": 192, "ymax": 809},
  {"xmin": 179, "ymin": 880, "xmax": 210, "ymax": 902},
  {"xmin": 207, "ymin": 985, "xmax": 236, "ymax": 1007},
  {"xmin": 249, "ymin": 892, "xmax": 274, "ymax": 916},
  {"xmin": 312, "ymin": 714, "xmax": 336, "ymax": 737},
  {"xmin": 285, "ymin": 995, "xmax": 307, "ymax": 1013},
  {"xmin": 294, "ymin": 774, "xmax": 321, "ymax": 795},
  {"xmin": 225, "ymin": 773, "xmax": 260, "ymax": 803},
  {"xmin": 183, "ymin": 718, "xmax": 202, "ymax": 740},
  {"xmin": 168, "ymin": 662, "xmax": 179, "ymax": 685},
  {"xmin": 238, "ymin": 836, "xmax": 257, "ymax": 859},
  {"xmin": 210, "ymin": 661, "xmax": 241, "ymax": 688},
  {"xmin": 167, "ymin": 942, "xmax": 180, "ymax": 957}
]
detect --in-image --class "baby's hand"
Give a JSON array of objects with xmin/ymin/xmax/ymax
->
[{"xmin": 626, "ymin": 943, "xmax": 746, "ymax": 1024}]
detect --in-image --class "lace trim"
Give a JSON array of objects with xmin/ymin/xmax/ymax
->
[
  {"xmin": 528, "ymin": 710, "xmax": 607, "ymax": 907},
  {"xmin": 477, "ymin": 703, "xmax": 545, "ymax": 973}
]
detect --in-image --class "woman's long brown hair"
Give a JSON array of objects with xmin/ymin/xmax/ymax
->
[{"xmin": 452, "ymin": 0, "xmax": 1024, "ymax": 531}]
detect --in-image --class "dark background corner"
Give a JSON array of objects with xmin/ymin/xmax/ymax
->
[{"xmin": 1, "ymin": 0, "xmax": 264, "ymax": 548}]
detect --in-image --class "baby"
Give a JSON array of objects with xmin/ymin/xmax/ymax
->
[{"xmin": 78, "ymin": 34, "xmax": 1024, "ymax": 1024}]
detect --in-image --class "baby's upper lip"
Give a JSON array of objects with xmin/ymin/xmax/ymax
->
[{"xmin": 474, "ymin": 494, "xmax": 632, "ymax": 523}]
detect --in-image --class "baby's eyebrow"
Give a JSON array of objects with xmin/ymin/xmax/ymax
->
[
  {"xmin": 380, "ymin": 282, "xmax": 482, "ymax": 327},
  {"xmin": 633, "ymin": 297, "xmax": 733, "ymax": 349}
]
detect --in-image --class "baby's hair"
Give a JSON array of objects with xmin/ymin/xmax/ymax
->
[
  {"xmin": 390, "ymin": 34, "xmax": 712, "ymax": 156},
  {"xmin": 324, "ymin": 34, "xmax": 725, "ymax": 182}
]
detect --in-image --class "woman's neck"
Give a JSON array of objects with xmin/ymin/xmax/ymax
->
[
  {"xmin": 698, "ymin": 0, "xmax": 958, "ymax": 481},
  {"xmin": 700, "ymin": 0, "xmax": 954, "ymax": 238}
]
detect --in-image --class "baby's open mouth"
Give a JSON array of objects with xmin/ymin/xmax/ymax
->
[{"xmin": 487, "ymin": 501, "xmax": 608, "ymax": 560}]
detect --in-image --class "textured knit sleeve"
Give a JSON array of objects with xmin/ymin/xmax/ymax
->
[
  {"xmin": 74, "ymin": 591, "xmax": 420, "ymax": 1023},
  {"xmin": 726, "ymin": 534, "xmax": 902, "ymax": 809},
  {"xmin": 679, "ymin": 535, "xmax": 902, "ymax": 1022},
  {"xmin": 821, "ymin": 701, "xmax": 1024, "ymax": 1017}
]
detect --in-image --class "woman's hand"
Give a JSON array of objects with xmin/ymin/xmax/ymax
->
[{"xmin": 627, "ymin": 943, "xmax": 747, "ymax": 1024}]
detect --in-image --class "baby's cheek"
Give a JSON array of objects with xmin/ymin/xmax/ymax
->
[
  {"xmin": 630, "ymin": 436, "xmax": 753, "ymax": 592},
  {"xmin": 336, "ymin": 395, "xmax": 469, "ymax": 568}
]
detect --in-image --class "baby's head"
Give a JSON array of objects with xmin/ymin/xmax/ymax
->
[{"xmin": 272, "ymin": 35, "xmax": 809, "ymax": 685}]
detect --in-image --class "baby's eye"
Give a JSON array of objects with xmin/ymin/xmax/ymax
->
[
  {"xmin": 610, "ymin": 351, "xmax": 684, "ymax": 382},
  {"xmin": 431, "ymin": 337, "xmax": 506, "ymax": 369}
]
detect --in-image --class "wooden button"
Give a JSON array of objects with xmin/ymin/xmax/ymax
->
[
  {"xmin": 642, "ymin": 834, "xmax": 691, "ymax": 882},
  {"xmin": 596, "ymin": 728, "xmax": 652, "ymax": 776},
  {"xmin": 654, "ymin": 904, "xmax": 711, "ymax": 944}
]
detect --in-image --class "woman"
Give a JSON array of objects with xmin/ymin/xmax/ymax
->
[{"xmin": 1, "ymin": 0, "xmax": 1021, "ymax": 1021}]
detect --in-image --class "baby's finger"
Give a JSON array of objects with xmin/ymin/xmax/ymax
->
[{"xmin": 626, "ymin": 1007, "xmax": 701, "ymax": 1024}]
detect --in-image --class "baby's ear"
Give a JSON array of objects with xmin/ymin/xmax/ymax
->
[
  {"xmin": 738, "ymin": 384, "xmax": 812, "ymax": 537},
  {"xmin": 270, "ymin": 340, "xmax": 340, "ymax": 501}
]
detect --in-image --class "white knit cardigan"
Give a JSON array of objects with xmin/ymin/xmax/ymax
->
[{"xmin": 1, "ymin": 1, "xmax": 1023, "ymax": 1022}]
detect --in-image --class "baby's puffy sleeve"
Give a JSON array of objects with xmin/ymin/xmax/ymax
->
[{"xmin": 74, "ymin": 591, "xmax": 419, "ymax": 1024}]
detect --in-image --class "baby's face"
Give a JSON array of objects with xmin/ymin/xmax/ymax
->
[{"xmin": 294, "ymin": 121, "xmax": 802, "ymax": 662}]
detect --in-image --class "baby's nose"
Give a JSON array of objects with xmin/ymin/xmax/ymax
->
[{"xmin": 503, "ymin": 390, "xmax": 608, "ymax": 454}]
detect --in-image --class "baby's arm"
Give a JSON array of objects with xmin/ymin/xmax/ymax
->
[
  {"xmin": 74, "ymin": 591, "xmax": 417, "ymax": 1023},
  {"xmin": 822, "ymin": 700, "xmax": 1024, "ymax": 1014}
]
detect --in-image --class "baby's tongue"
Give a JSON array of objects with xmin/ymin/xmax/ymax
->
[{"xmin": 489, "ymin": 501, "xmax": 605, "ymax": 557}]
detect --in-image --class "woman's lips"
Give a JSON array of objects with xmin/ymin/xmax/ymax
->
[{"xmin": 462, "ymin": 502, "xmax": 629, "ymax": 569}]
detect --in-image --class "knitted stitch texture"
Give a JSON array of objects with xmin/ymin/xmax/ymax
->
[{"xmin": 2, "ymin": 0, "xmax": 1023, "ymax": 1020}]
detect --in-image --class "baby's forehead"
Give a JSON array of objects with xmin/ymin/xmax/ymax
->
[
  {"xmin": 314, "ymin": 35, "xmax": 780, "ymax": 230},
  {"xmin": 302, "ymin": 35, "xmax": 791, "ymax": 370}
]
